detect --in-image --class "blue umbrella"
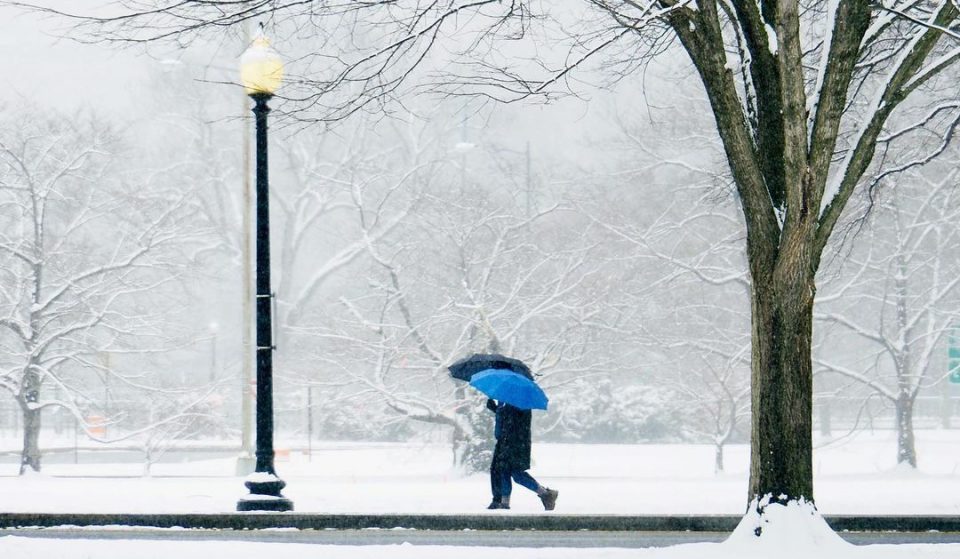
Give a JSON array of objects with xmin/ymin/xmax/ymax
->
[{"xmin": 469, "ymin": 368, "xmax": 548, "ymax": 410}]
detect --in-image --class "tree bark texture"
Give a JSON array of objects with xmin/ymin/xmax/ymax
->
[
  {"xmin": 19, "ymin": 372, "xmax": 42, "ymax": 475},
  {"xmin": 714, "ymin": 441, "xmax": 725, "ymax": 474},
  {"xmin": 896, "ymin": 393, "xmax": 917, "ymax": 467},
  {"xmin": 20, "ymin": 408, "xmax": 42, "ymax": 475},
  {"xmin": 748, "ymin": 261, "xmax": 815, "ymax": 502},
  {"xmin": 892, "ymin": 246, "xmax": 919, "ymax": 468}
]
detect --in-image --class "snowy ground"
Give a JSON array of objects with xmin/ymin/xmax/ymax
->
[
  {"xmin": 1, "ymin": 430, "xmax": 959, "ymax": 515},
  {"xmin": 3, "ymin": 430, "xmax": 960, "ymax": 557}
]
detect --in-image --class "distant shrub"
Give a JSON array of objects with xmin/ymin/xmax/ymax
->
[{"xmin": 540, "ymin": 378, "xmax": 688, "ymax": 443}]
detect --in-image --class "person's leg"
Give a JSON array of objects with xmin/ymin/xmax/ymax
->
[
  {"xmin": 487, "ymin": 455, "xmax": 503, "ymax": 509},
  {"xmin": 511, "ymin": 470, "xmax": 559, "ymax": 511},
  {"xmin": 511, "ymin": 470, "xmax": 540, "ymax": 493},
  {"xmin": 488, "ymin": 463, "xmax": 503, "ymax": 509},
  {"xmin": 498, "ymin": 469, "xmax": 513, "ymax": 505}
]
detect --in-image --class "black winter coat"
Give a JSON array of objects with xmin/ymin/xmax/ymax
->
[{"xmin": 487, "ymin": 399, "xmax": 532, "ymax": 471}]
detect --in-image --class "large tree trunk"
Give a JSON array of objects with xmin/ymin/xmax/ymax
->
[
  {"xmin": 18, "ymin": 364, "xmax": 43, "ymax": 474},
  {"xmin": 19, "ymin": 402, "xmax": 42, "ymax": 475},
  {"xmin": 895, "ymin": 392, "xmax": 917, "ymax": 467},
  {"xmin": 748, "ymin": 259, "xmax": 816, "ymax": 505}
]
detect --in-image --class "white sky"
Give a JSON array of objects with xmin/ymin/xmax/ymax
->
[
  {"xmin": 0, "ymin": 4, "xmax": 151, "ymax": 114},
  {"xmin": 0, "ymin": 2, "xmax": 621, "ymax": 166}
]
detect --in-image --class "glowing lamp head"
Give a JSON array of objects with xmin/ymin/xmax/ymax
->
[{"xmin": 240, "ymin": 27, "xmax": 283, "ymax": 96}]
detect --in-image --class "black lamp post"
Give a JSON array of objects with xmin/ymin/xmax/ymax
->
[{"xmin": 236, "ymin": 26, "xmax": 293, "ymax": 513}]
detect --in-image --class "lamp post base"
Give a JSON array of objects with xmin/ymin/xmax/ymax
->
[
  {"xmin": 236, "ymin": 496, "xmax": 294, "ymax": 512},
  {"xmin": 237, "ymin": 478, "xmax": 294, "ymax": 512}
]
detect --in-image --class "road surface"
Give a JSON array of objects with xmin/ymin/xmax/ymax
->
[{"xmin": 4, "ymin": 528, "xmax": 960, "ymax": 548}]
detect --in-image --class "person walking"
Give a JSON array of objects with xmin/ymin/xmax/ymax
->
[{"xmin": 485, "ymin": 398, "xmax": 558, "ymax": 510}]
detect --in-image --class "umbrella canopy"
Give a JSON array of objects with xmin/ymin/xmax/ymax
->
[
  {"xmin": 448, "ymin": 353, "xmax": 533, "ymax": 381},
  {"xmin": 469, "ymin": 369, "xmax": 548, "ymax": 410}
]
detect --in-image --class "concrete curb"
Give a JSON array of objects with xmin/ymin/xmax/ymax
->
[{"xmin": 1, "ymin": 513, "xmax": 958, "ymax": 532}]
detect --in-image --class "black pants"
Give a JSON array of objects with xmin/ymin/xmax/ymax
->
[{"xmin": 490, "ymin": 463, "xmax": 539, "ymax": 499}]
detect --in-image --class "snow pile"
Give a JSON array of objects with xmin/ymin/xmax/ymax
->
[
  {"xmin": 725, "ymin": 496, "xmax": 849, "ymax": 556},
  {"xmin": 245, "ymin": 471, "xmax": 282, "ymax": 484}
]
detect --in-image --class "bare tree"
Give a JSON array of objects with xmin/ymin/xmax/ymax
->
[
  {"xmin": 584, "ymin": 90, "xmax": 754, "ymax": 473},
  {"xmin": 815, "ymin": 167, "xmax": 960, "ymax": 468},
  {"xmin": 592, "ymin": 184, "xmax": 753, "ymax": 472},
  {"xmin": 138, "ymin": 386, "xmax": 228, "ymax": 477},
  {"xmin": 0, "ymin": 107, "xmax": 196, "ymax": 473},
  {"xmin": 274, "ymin": 111, "xmax": 625, "ymax": 471}
]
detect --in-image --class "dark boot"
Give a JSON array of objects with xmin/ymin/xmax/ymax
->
[
  {"xmin": 486, "ymin": 498, "xmax": 502, "ymax": 510},
  {"xmin": 500, "ymin": 495, "xmax": 511, "ymax": 509},
  {"xmin": 537, "ymin": 487, "xmax": 558, "ymax": 511}
]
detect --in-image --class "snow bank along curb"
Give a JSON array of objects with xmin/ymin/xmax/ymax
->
[{"xmin": 1, "ymin": 513, "xmax": 959, "ymax": 532}]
